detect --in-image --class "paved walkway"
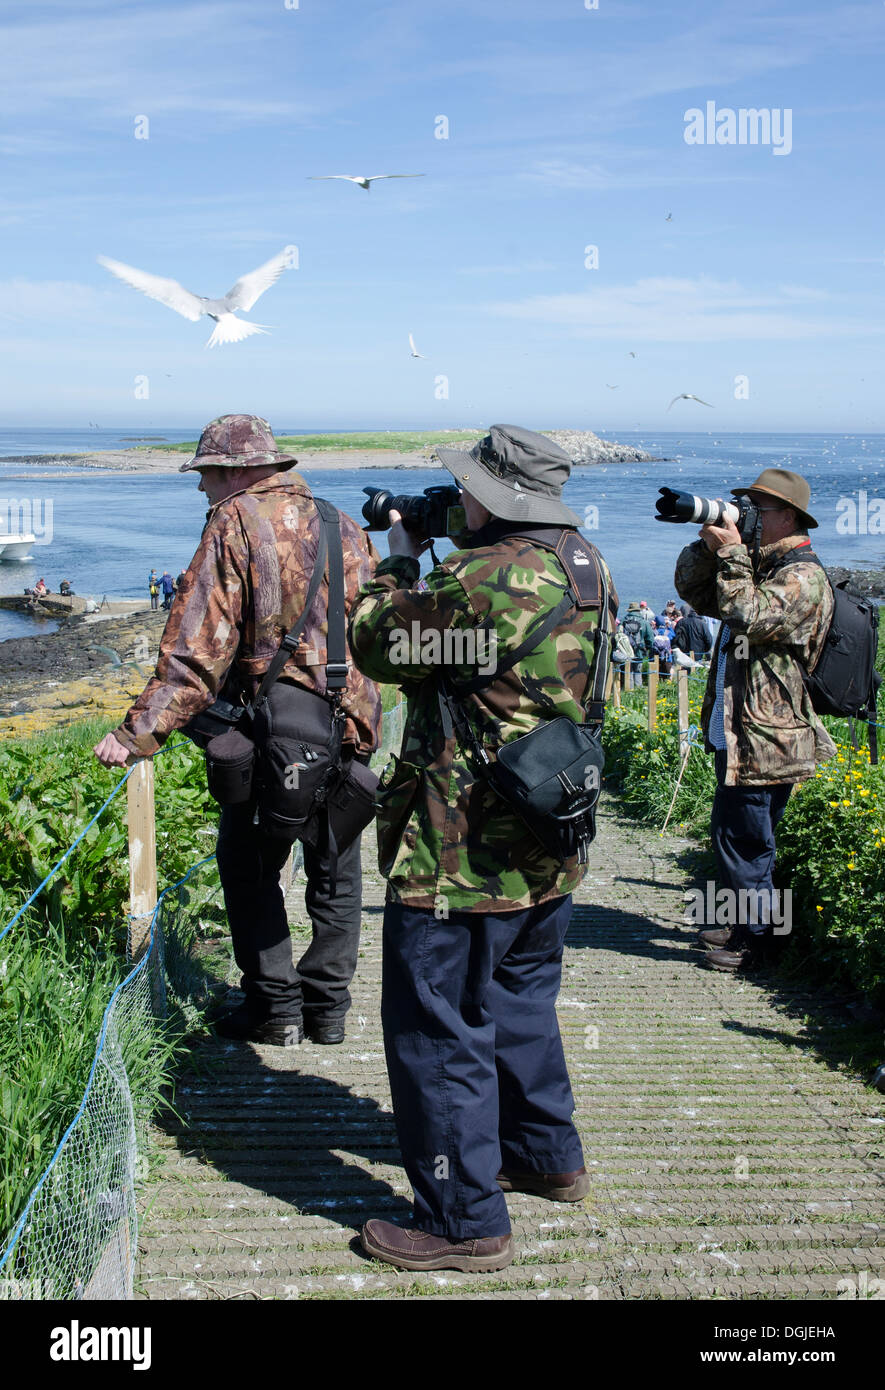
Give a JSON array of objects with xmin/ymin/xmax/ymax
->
[{"xmin": 137, "ymin": 799, "xmax": 885, "ymax": 1300}]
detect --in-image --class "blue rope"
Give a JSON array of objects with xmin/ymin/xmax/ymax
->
[
  {"xmin": 0, "ymin": 737, "xmax": 194, "ymax": 945},
  {"xmin": 0, "ymin": 850, "xmax": 218, "ymax": 1276}
]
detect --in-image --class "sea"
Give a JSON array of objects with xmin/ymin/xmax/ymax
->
[{"xmin": 1, "ymin": 428, "xmax": 883, "ymax": 644}]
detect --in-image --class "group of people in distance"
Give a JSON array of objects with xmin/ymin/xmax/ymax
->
[
  {"xmin": 613, "ymin": 596, "xmax": 717, "ymax": 686},
  {"xmin": 148, "ymin": 568, "xmax": 185, "ymax": 611}
]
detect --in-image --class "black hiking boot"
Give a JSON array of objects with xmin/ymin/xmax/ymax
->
[{"xmin": 213, "ymin": 1003, "xmax": 303, "ymax": 1046}]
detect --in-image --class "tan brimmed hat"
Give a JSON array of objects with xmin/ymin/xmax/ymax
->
[{"xmin": 731, "ymin": 467, "xmax": 817, "ymax": 529}]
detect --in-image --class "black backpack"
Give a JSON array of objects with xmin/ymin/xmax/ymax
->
[{"xmin": 770, "ymin": 550, "xmax": 882, "ymax": 763}]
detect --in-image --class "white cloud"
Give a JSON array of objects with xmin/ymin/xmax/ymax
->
[{"xmin": 483, "ymin": 276, "xmax": 884, "ymax": 342}]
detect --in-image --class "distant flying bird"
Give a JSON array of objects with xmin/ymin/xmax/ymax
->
[
  {"xmin": 97, "ymin": 247, "xmax": 293, "ymax": 347},
  {"xmin": 307, "ymin": 174, "xmax": 425, "ymax": 191},
  {"xmin": 665, "ymin": 212, "xmax": 673, "ymax": 221},
  {"xmin": 408, "ymin": 333, "xmax": 426, "ymax": 359},
  {"xmin": 667, "ymin": 393, "xmax": 713, "ymax": 411},
  {"xmin": 628, "ymin": 351, "xmax": 637, "ymax": 358},
  {"xmin": 605, "ymin": 384, "xmax": 619, "ymax": 390}
]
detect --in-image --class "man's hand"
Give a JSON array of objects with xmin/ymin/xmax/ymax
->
[
  {"xmin": 388, "ymin": 509, "xmax": 431, "ymax": 561},
  {"xmin": 700, "ymin": 514, "xmax": 742, "ymax": 553},
  {"xmin": 93, "ymin": 732, "xmax": 138, "ymax": 768}
]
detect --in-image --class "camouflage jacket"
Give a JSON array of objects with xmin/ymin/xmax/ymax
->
[
  {"xmin": 348, "ymin": 525, "xmax": 618, "ymax": 912},
  {"xmin": 674, "ymin": 534, "xmax": 836, "ymax": 786},
  {"xmin": 114, "ymin": 472, "xmax": 382, "ymax": 757}
]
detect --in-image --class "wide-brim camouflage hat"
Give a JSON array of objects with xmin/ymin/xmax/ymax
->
[
  {"xmin": 435, "ymin": 424, "xmax": 583, "ymax": 526},
  {"xmin": 731, "ymin": 467, "xmax": 818, "ymax": 529},
  {"xmin": 179, "ymin": 414, "xmax": 299, "ymax": 472}
]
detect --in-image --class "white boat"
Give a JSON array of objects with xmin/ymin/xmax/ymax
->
[{"xmin": 0, "ymin": 532, "xmax": 37, "ymax": 561}]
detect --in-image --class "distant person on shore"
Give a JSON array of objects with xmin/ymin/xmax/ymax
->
[
  {"xmin": 675, "ymin": 469, "xmax": 835, "ymax": 973},
  {"xmin": 160, "ymin": 570, "xmax": 175, "ymax": 610},
  {"xmin": 148, "ymin": 569, "xmax": 160, "ymax": 611},
  {"xmin": 33, "ymin": 577, "xmax": 48, "ymax": 597},
  {"xmin": 175, "ymin": 570, "xmax": 186, "ymax": 594},
  {"xmin": 59, "ymin": 579, "xmax": 73, "ymax": 597}
]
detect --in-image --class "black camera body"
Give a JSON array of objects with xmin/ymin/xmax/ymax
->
[{"xmin": 362, "ymin": 484, "xmax": 466, "ymax": 539}]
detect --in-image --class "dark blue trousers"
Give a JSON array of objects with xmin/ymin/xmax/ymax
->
[
  {"xmin": 381, "ymin": 894, "xmax": 584, "ymax": 1240},
  {"xmin": 710, "ymin": 750, "xmax": 793, "ymax": 934}
]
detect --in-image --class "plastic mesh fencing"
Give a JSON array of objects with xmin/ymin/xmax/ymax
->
[
  {"xmin": 0, "ymin": 703, "xmax": 406, "ymax": 1301},
  {"xmin": 0, "ymin": 857, "xmax": 222, "ymax": 1302}
]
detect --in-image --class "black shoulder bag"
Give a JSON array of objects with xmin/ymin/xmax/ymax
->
[{"xmin": 438, "ymin": 531, "xmax": 612, "ymax": 866}]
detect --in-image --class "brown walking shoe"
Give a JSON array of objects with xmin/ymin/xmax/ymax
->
[
  {"xmin": 497, "ymin": 1166, "xmax": 590, "ymax": 1201},
  {"xmin": 698, "ymin": 927, "xmax": 736, "ymax": 949},
  {"xmin": 360, "ymin": 1219, "xmax": 514, "ymax": 1272}
]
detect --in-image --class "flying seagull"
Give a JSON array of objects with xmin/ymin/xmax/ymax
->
[
  {"xmin": 408, "ymin": 333, "xmax": 426, "ymax": 359},
  {"xmin": 667, "ymin": 393, "xmax": 713, "ymax": 410},
  {"xmin": 605, "ymin": 384, "xmax": 619, "ymax": 390},
  {"xmin": 665, "ymin": 212, "xmax": 673, "ymax": 221},
  {"xmin": 97, "ymin": 247, "xmax": 292, "ymax": 347},
  {"xmin": 627, "ymin": 351, "xmax": 637, "ymax": 358},
  {"xmin": 307, "ymin": 174, "xmax": 425, "ymax": 191}
]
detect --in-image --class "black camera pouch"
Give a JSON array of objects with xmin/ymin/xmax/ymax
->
[
  {"xmin": 205, "ymin": 728, "xmax": 256, "ymax": 805},
  {"xmin": 488, "ymin": 718, "xmax": 604, "ymax": 865}
]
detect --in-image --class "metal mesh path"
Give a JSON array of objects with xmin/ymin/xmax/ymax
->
[{"xmin": 136, "ymin": 798, "xmax": 885, "ymax": 1300}]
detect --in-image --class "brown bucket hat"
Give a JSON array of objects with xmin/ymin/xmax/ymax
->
[
  {"xmin": 179, "ymin": 414, "xmax": 299, "ymax": 472},
  {"xmin": 731, "ymin": 467, "xmax": 818, "ymax": 529},
  {"xmin": 434, "ymin": 424, "xmax": 583, "ymax": 526}
]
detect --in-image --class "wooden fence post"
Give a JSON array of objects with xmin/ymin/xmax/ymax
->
[
  {"xmin": 647, "ymin": 656, "xmax": 659, "ymax": 732},
  {"xmin": 127, "ymin": 759, "xmax": 157, "ymax": 961},
  {"xmin": 677, "ymin": 665, "xmax": 691, "ymax": 761}
]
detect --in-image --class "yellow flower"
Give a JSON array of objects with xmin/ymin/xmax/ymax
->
[
  {"xmin": 829, "ymin": 801, "xmax": 840, "ymax": 807},
  {"xmin": 847, "ymin": 861, "xmax": 856, "ymax": 869},
  {"xmin": 816, "ymin": 905, "xmax": 823, "ymax": 912},
  {"xmin": 860, "ymin": 789, "xmax": 870, "ymax": 797},
  {"xmin": 842, "ymin": 800, "xmax": 851, "ymax": 807}
]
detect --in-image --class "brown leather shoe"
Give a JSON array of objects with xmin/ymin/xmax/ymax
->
[
  {"xmin": 360, "ymin": 1219, "xmax": 513, "ymax": 1272},
  {"xmin": 698, "ymin": 927, "xmax": 735, "ymax": 949},
  {"xmin": 497, "ymin": 1167, "xmax": 590, "ymax": 1201}
]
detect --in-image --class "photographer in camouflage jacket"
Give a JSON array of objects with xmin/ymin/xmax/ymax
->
[
  {"xmin": 347, "ymin": 425, "xmax": 617, "ymax": 1273},
  {"xmin": 675, "ymin": 469, "xmax": 835, "ymax": 973},
  {"xmin": 94, "ymin": 415, "xmax": 381, "ymax": 1046}
]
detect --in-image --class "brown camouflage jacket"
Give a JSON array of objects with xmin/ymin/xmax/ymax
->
[
  {"xmin": 348, "ymin": 529, "xmax": 618, "ymax": 912},
  {"xmin": 114, "ymin": 472, "xmax": 382, "ymax": 757},
  {"xmin": 674, "ymin": 534, "xmax": 836, "ymax": 786}
]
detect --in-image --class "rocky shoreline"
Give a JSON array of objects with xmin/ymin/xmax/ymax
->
[
  {"xmin": 826, "ymin": 567, "xmax": 885, "ymax": 602},
  {"xmin": 0, "ymin": 430, "xmax": 660, "ymax": 475}
]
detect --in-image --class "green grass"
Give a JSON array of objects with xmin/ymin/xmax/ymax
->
[{"xmin": 150, "ymin": 429, "xmax": 485, "ymax": 456}]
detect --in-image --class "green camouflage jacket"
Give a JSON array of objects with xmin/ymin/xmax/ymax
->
[
  {"xmin": 674, "ymin": 534, "xmax": 836, "ymax": 786},
  {"xmin": 114, "ymin": 472, "xmax": 382, "ymax": 757},
  {"xmin": 348, "ymin": 527, "xmax": 618, "ymax": 912}
]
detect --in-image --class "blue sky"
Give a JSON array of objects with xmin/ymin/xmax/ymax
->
[{"xmin": 1, "ymin": 0, "xmax": 883, "ymax": 432}]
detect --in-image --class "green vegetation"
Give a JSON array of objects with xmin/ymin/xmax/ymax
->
[
  {"xmin": 602, "ymin": 635, "xmax": 885, "ymax": 1000},
  {"xmin": 0, "ymin": 720, "xmax": 219, "ymax": 1245},
  {"xmin": 152, "ymin": 429, "xmax": 484, "ymax": 455}
]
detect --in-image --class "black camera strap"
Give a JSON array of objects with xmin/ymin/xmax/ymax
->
[
  {"xmin": 437, "ymin": 532, "xmax": 611, "ymax": 755},
  {"xmin": 251, "ymin": 497, "xmax": 347, "ymax": 715}
]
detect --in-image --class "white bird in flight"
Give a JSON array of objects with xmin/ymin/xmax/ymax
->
[
  {"xmin": 667, "ymin": 393, "xmax": 713, "ymax": 410},
  {"xmin": 409, "ymin": 333, "xmax": 426, "ymax": 359},
  {"xmin": 307, "ymin": 174, "xmax": 425, "ymax": 191},
  {"xmin": 97, "ymin": 247, "xmax": 293, "ymax": 347}
]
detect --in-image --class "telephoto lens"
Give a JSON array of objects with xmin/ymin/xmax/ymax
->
[{"xmin": 655, "ymin": 487, "xmax": 741, "ymax": 526}]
